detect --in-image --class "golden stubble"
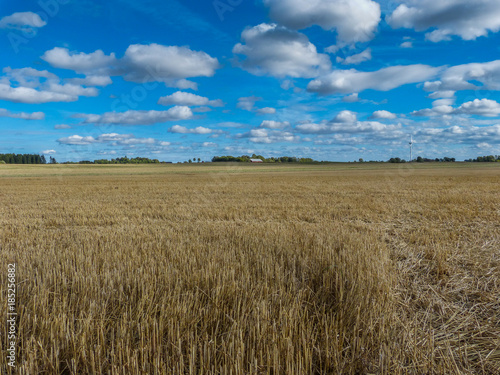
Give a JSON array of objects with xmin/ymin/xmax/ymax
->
[{"xmin": 0, "ymin": 163, "xmax": 499, "ymax": 374}]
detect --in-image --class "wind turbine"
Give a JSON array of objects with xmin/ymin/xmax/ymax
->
[{"xmin": 409, "ymin": 135, "xmax": 413, "ymax": 162}]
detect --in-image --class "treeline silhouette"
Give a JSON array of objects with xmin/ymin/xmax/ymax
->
[
  {"xmin": 0, "ymin": 153, "xmax": 55, "ymax": 164},
  {"xmin": 212, "ymin": 154, "xmax": 316, "ymax": 163},
  {"xmin": 465, "ymin": 155, "xmax": 500, "ymax": 162},
  {"xmin": 63, "ymin": 156, "xmax": 161, "ymax": 164}
]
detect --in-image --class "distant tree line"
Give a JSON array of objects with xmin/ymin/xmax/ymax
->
[
  {"xmin": 62, "ymin": 156, "xmax": 160, "ymax": 164},
  {"xmin": 387, "ymin": 156, "xmax": 457, "ymax": 163},
  {"xmin": 0, "ymin": 153, "xmax": 57, "ymax": 164},
  {"xmin": 464, "ymin": 155, "xmax": 500, "ymax": 162},
  {"xmin": 415, "ymin": 156, "xmax": 456, "ymax": 162},
  {"xmin": 212, "ymin": 154, "xmax": 317, "ymax": 163}
]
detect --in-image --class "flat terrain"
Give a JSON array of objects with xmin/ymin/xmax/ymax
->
[{"xmin": 1, "ymin": 163, "xmax": 499, "ymax": 374}]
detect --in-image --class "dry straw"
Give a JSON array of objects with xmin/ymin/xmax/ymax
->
[{"xmin": 0, "ymin": 163, "xmax": 499, "ymax": 374}]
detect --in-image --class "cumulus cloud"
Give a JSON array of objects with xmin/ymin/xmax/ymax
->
[
  {"xmin": 158, "ymin": 91, "xmax": 223, "ymax": 107},
  {"xmin": 412, "ymin": 99, "xmax": 500, "ymax": 117},
  {"xmin": 412, "ymin": 106, "xmax": 454, "ymax": 117},
  {"xmin": 42, "ymin": 150, "xmax": 56, "ymax": 154},
  {"xmin": 78, "ymin": 106, "xmax": 193, "ymax": 125},
  {"xmin": 256, "ymin": 107, "xmax": 276, "ymax": 115},
  {"xmin": 42, "ymin": 48, "xmax": 117, "ymax": 75},
  {"xmin": 263, "ymin": 0, "xmax": 381, "ymax": 44},
  {"xmin": 337, "ymin": 48, "xmax": 372, "ymax": 65},
  {"xmin": 57, "ymin": 133, "xmax": 167, "ymax": 146},
  {"xmin": 239, "ymin": 128, "xmax": 300, "ymax": 144},
  {"xmin": 42, "ymin": 44, "xmax": 220, "ymax": 86},
  {"xmin": 0, "ymin": 67, "xmax": 99, "ymax": 104},
  {"xmin": 370, "ymin": 110, "xmax": 397, "ymax": 120},
  {"xmin": 233, "ymin": 23, "xmax": 331, "ymax": 78},
  {"xmin": 168, "ymin": 125, "xmax": 214, "ymax": 134},
  {"xmin": 237, "ymin": 96, "xmax": 262, "ymax": 111},
  {"xmin": 57, "ymin": 135, "xmax": 97, "ymax": 145},
  {"xmin": 123, "ymin": 44, "xmax": 220, "ymax": 83},
  {"xmin": 428, "ymin": 90, "xmax": 456, "ymax": 99},
  {"xmin": 68, "ymin": 75, "xmax": 113, "ymax": 87},
  {"xmin": 202, "ymin": 142, "xmax": 217, "ymax": 147},
  {"xmin": 296, "ymin": 119, "xmax": 401, "ymax": 135},
  {"xmin": 387, "ymin": 0, "xmax": 500, "ymax": 42},
  {"xmin": 259, "ymin": 120, "xmax": 290, "ymax": 129},
  {"xmin": 0, "ymin": 83, "xmax": 79, "ymax": 104},
  {"xmin": 400, "ymin": 41, "xmax": 413, "ymax": 48},
  {"xmin": 415, "ymin": 124, "xmax": 500, "ymax": 145},
  {"xmin": 456, "ymin": 99, "xmax": 500, "ymax": 116},
  {"xmin": 307, "ymin": 64, "xmax": 440, "ymax": 95},
  {"xmin": 342, "ymin": 93, "xmax": 359, "ymax": 102},
  {"xmin": 333, "ymin": 110, "xmax": 357, "ymax": 123},
  {"xmin": 424, "ymin": 60, "xmax": 500, "ymax": 93},
  {"xmin": 0, "ymin": 108, "xmax": 45, "ymax": 120},
  {"xmin": 0, "ymin": 12, "xmax": 46, "ymax": 30}
]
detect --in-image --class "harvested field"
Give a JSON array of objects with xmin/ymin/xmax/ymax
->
[{"xmin": 1, "ymin": 163, "xmax": 499, "ymax": 374}]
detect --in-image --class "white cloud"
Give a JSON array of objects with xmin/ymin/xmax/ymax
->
[
  {"xmin": 57, "ymin": 133, "xmax": 167, "ymax": 146},
  {"xmin": 342, "ymin": 93, "xmax": 359, "ymax": 102},
  {"xmin": 0, "ymin": 108, "xmax": 44, "ymax": 120},
  {"xmin": 295, "ymin": 123, "xmax": 329, "ymax": 134},
  {"xmin": 456, "ymin": 99, "xmax": 500, "ymax": 117},
  {"xmin": 42, "ymin": 44, "xmax": 220, "ymax": 85},
  {"xmin": 237, "ymin": 96, "xmax": 262, "ymax": 111},
  {"xmin": 123, "ymin": 44, "xmax": 220, "ymax": 83},
  {"xmin": 241, "ymin": 128, "xmax": 300, "ymax": 144},
  {"xmin": 79, "ymin": 106, "xmax": 193, "ymax": 125},
  {"xmin": 333, "ymin": 110, "xmax": 357, "ymax": 123},
  {"xmin": 412, "ymin": 99, "xmax": 500, "ymax": 117},
  {"xmin": 337, "ymin": 48, "xmax": 372, "ymax": 65},
  {"xmin": 0, "ymin": 67, "xmax": 99, "ymax": 104},
  {"xmin": 432, "ymin": 98, "xmax": 455, "ymax": 107},
  {"xmin": 256, "ymin": 107, "xmax": 276, "ymax": 115},
  {"xmin": 42, "ymin": 150, "xmax": 56, "ymax": 154},
  {"xmin": 387, "ymin": 0, "xmax": 500, "ymax": 42},
  {"xmin": 412, "ymin": 106, "xmax": 453, "ymax": 117},
  {"xmin": 295, "ymin": 119, "xmax": 401, "ymax": 135},
  {"xmin": 400, "ymin": 41, "xmax": 413, "ymax": 48},
  {"xmin": 54, "ymin": 124, "xmax": 71, "ymax": 129},
  {"xmin": 233, "ymin": 23, "xmax": 331, "ymax": 78},
  {"xmin": 158, "ymin": 91, "xmax": 223, "ymax": 107},
  {"xmin": 307, "ymin": 64, "xmax": 440, "ymax": 95},
  {"xmin": 42, "ymin": 48, "xmax": 117, "ymax": 74},
  {"xmin": 168, "ymin": 125, "xmax": 214, "ymax": 134},
  {"xmin": 68, "ymin": 75, "xmax": 113, "ymax": 87},
  {"xmin": 428, "ymin": 90, "xmax": 456, "ymax": 99},
  {"xmin": 280, "ymin": 80, "xmax": 294, "ymax": 90},
  {"xmin": 415, "ymin": 124, "xmax": 500, "ymax": 145},
  {"xmin": 424, "ymin": 60, "xmax": 500, "ymax": 93},
  {"xmin": 370, "ymin": 110, "xmax": 397, "ymax": 120},
  {"xmin": 260, "ymin": 120, "xmax": 290, "ymax": 129},
  {"xmin": 192, "ymin": 106, "xmax": 212, "ymax": 113},
  {"xmin": 45, "ymin": 82, "xmax": 98, "ymax": 97},
  {"xmin": 173, "ymin": 79, "xmax": 198, "ymax": 90},
  {"xmin": 0, "ymin": 12, "xmax": 46, "ymax": 30},
  {"xmin": 57, "ymin": 135, "xmax": 97, "ymax": 145},
  {"xmin": 202, "ymin": 142, "xmax": 217, "ymax": 147},
  {"xmin": 263, "ymin": 0, "xmax": 381, "ymax": 44},
  {"xmin": 0, "ymin": 83, "xmax": 78, "ymax": 104},
  {"xmin": 236, "ymin": 97, "xmax": 276, "ymax": 114}
]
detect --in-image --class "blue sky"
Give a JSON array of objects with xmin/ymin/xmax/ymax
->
[{"xmin": 1, "ymin": 0, "xmax": 500, "ymax": 162}]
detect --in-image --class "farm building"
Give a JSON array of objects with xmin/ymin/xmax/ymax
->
[{"xmin": 250, "ymin": 159, "xmax": 264, "ymax": 163}]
